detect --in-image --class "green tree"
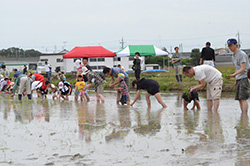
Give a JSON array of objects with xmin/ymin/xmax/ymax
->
[
  {"xmin": 145, "ymin": 56, "xmax": 170, "ymax": 68},
  {"xmin": 190, "ymin": 48, "xmax": 200, "ymax": 66},
  {"xmin": 0, "ymin": 47, "xmax": 41, "ymax": 58}
]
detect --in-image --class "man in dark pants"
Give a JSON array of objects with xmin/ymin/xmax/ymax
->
[
  {"xmin": 133, "ymin": 52, "xmax": 141, "ymax": 80},
  {"xmin": 199, "ymin": 42, "xmax": 215, "ymax": 66}
]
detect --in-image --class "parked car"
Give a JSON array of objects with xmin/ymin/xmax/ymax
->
[{"xmin": 36, "ymin": 61, "xmax": 46, "ymax": 74}]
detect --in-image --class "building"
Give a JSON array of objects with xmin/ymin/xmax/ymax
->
[
  {"xmin": 145, "ymin": 64, "xmax": 160, "ymax": 70},
  {"xmin": 40, "ymin": 50, "xmax": 145, "ymax": 73},
  {"xmin": 89, "ymin": 56, "xmax": 145, "ymax": 72},
  {"xmin": 39, "ymin": 49, "xmax": 69, "ymax": 73},
  {"xmin": 0, "ymin": 57, "xmax": 39, "ymax": 72}
]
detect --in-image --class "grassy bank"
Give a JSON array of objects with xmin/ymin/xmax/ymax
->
[{"xmin": 48, "ymin": 66, "xmax": 236, "ymax": 92}]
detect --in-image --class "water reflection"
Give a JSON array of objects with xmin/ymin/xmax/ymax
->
[
  {"xmin": 59, "ymin": 101, "xmax": 73, "ymax": 119},
  {"xmin": 13, "ymin": 102, "xmax": 33, "ymax": 123},
  {"xmin": 105, "ymin": 105, "xmax": 130, "ymax": 142},
  {"xmin": 1, "ymin": 92, "xmax": 250, "ymax": 165},
  {"xmin": 34, "ymin": 100, "xmax": 50, "ymax": 122},
  {"xmin": 3, "ymin": 101, "xmax": 11, "ymax": 120},
  {"xmin": 183, "ymin": 110, "xmax": 200, "ymax": 134},
  {"xmin": 77, "ymin": 102, "xmax": 107, "ymax": 142},
  {"xmin": 76, "ymin": 102, "xmax": 87, "ymax": 140},
  {"xmin": 133, "ymin": 108, "xmax": 163, "ymax": 136},
  {"xmin": 235, "ymin": 113, "xmax": 250, "ymax": 166},
  {"xmin": 204, "ymin": 111, "xmax": 224, "ymax": 143},
  {"xmin": 175, "ymin": 92, "xmax": 182, "ymax": 108}
]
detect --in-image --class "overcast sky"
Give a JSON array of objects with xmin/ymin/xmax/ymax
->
[{"xmin": 0, "ymin": 0, "xmax": 250, "ymax": 53}]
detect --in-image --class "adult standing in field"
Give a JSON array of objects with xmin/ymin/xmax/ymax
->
[
  {"xmin": 12, "ymin": 68, "xmax": 22, "ymax": 81},
  {"xmin": 199, "ymin": 42, "xmax": 216, "ymax": 66},
  {"xmin": 11, "ymin": 74, "xmax": 31, "ymax": 100},
  {"xmin": 171, "ymin": 47, "xmax": 182, "ymax": 83},
  {"xmin": 23, "ymin": 65, "xmax": 27, "ymax": 75},
  {"xmin": 132, "ymin": 52, "xmax": 141, "ymax": 80},
  {"xmin": 82, "ymin": 67, "xmax": 106, "ymax": 103},
  {"xmin": 228, "ymin": 38, "xmax": 250, "ymax": 113},
  {"xmin": 81, "ymin": 57, "xmax": 92, "ymax": 100},
  {"xmin": 44, "ymin": 61, "xmax": 51, "ymax": 81},
  {"xmin": 183, "ymin": 65, "xmax": 223, "ymax": 112},
  {"xmin": 103, "ymin": 66, "xmax": 130, "ymax": 104},
  {"xmin": 82, "ymin": 57, "xmax": 92, "ymax": 71}
]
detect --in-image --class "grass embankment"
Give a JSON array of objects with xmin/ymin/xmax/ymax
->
[{"xmin": 48, "ymin": 66, "xmax": 236, "ymax": 92}]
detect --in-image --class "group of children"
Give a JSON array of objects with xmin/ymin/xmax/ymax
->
[
  {"xmin": 0, "ymin": 64, "xmax": 201, "ymax": 110},
  {"xmin": 0, "ymin": 75, "xmax": 14, "ymax": 94}
]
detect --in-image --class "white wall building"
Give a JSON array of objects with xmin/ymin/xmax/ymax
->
[
  {"xmin": 40, "ymin": 51, "xmax": 145, "ymax": 73},
  {"xmin": 40, "ymin": 50, "xmax": 68, "ymax": 73},
  {"xmin": 89, "ymin": 56, "xmax": 145, "ymax": 72}
]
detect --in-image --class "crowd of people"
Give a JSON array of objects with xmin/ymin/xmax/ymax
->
[{"xmin": 0, "ymin": 38, "xmax": 249, "ymax": 112}]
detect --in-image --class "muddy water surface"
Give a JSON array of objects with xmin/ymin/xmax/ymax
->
[{"xmin": 0, "ymin": 92, "xmax": 250, "ymax": 166}]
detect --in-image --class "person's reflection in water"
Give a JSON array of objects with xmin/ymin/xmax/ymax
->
[
  {"xmin": 95, "ymin": 102, "xmax": 106, "ymax": 127},
  {"xmin": 59, "ymin": 101, "xmax": 73, "ymax": 120},
  {"xmin": 184, "ymin": 110, "xmax": 200, "ymax": 135},
  {"xmin": 3, "ymin": 101, "xmax": 12, "ymax": 120},
  {"xmin": 33, "ymin": 100, "xmax": 50, "ymax": 122},
  {"xmin": 13, "ymin": 102, "xmax": 33, "ymax": 123},
  {"xmin": 76, "ymin": 102, "xmax": 87, "ymax": 140},
  {"xmin": 105, "ymin": 105, "xmax": 131, "ymax": 142},
  {"xmin": 175, "ymin": 92, "xmax": 183, "ymax": 108},
  {"xmin": 78, "ymin": 102, "xmax": 107, "ymax": 142},
  {"xmin": 235, "ymin": 113, "xmax": 250, "ymax": 166},
  {"xmin": 133, "ymin": 107, "xmax": 163, "ymax": 136},
  {"xmin": 206, "ymin": 111, "xmax": 224, "ymax": 143}
]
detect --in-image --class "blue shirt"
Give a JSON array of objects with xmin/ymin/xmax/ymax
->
[
  {"xmin": 13, "ymin": 71, "xmax": 22, "ymax": 78},
  {"xmin": 111, "ymin": 67, "xmax": 128, "ymax": 78}
]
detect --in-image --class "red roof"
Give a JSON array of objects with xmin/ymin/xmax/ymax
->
[{"xmin": 63, "ymin": 46, "xmax": 116, "ymax": 59}]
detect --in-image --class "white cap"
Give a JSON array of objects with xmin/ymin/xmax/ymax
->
[{"xmin": 58, "ymin": 82, "xmax": 64, "ymax": 89}]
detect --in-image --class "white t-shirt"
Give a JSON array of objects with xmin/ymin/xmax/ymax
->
[
  {"xmin": 193, "ymin": 65, "xmax": 222, "ymax": 83},
  {"xmin": 0, "ymin": 79, "xmax": 7, "ymax": 91},
  {"xmin": 45, "ymin": 64, "xmax": 50, "ymax": 72},
  {"xmin": 31, "ymin": 81, "xmax": 42, "ymax": 90}
]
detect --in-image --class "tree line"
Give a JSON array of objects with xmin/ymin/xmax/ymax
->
[{"xmin": 0, "ymin": 47, "xmax": 41, "ymax": 58}]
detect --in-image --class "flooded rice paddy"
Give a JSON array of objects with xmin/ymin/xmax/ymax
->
[{"xmin": 0, "ymin": 91, "xmax": 250, "ymax": 166}]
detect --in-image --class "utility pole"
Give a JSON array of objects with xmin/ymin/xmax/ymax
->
[
  {"xmin": 179, "ymin": 43, "xmax": 183, "ymax": 53},
  {"xmin": 120, "ymin": 37, "xmax": 125, "ymax": 49},
  {"xmin": 168, "ymin": 46, "xmax": 172, "ymax": 71},
  {"xmin": 236, "ymin": 31, "xmax": 241, "ymax": 48},
  {"xmin": 63, "ymin": 41, "xmax": 67, "ymax": 50}
]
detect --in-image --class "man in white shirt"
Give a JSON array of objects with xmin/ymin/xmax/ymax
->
[
  {"xmin": 44, "ymin": 61, "xmax": 51, "ymax": 81},
  {"xmin": 183, "ymin": 65, "xmax": 223, "ymax": 112}
]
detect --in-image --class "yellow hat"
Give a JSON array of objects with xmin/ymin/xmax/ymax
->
[{"xmin": 118, "ymin": 73, "xmax": 125, "ymax": 80}]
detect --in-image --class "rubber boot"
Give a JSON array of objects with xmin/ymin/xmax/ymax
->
[
  {"xmin": 18, "ymin": 94, "xmax": 22, "ymax": 100},
  {"xmin": 175, "ymin": 75, "xmax": 179, "ymax": 83},
  {"xmin": 27, "ymin": 94, "xmax": 32, "ymax": 100},
  {"xmin": 179, "ymin": 74, "xmax": 182, "ymax": 83}
]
